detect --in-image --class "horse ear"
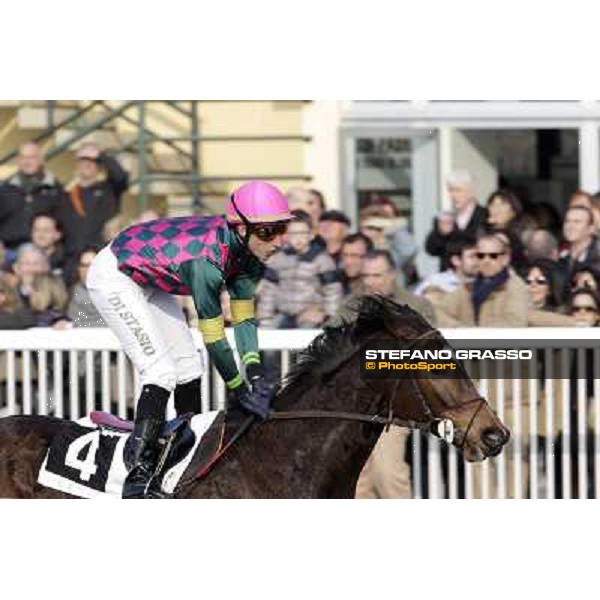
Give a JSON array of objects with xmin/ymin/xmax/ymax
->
[
  {"xmin": 351, "ymin": 311, "xmax": 380, "ymax": 343},
  {"xmin": 350, "ymin": 294, "xmax": 396, "ymax": 343},
  {"xmin": 357, "ymin": 294, "xmax": 381, "ymax": 316}
]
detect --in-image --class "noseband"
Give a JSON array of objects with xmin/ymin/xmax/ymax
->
[{"xmin": 448, "ymin": 397, "xmax": 486, "ymax": 451}]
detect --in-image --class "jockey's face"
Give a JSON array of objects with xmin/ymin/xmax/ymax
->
[{"xmin": 240, "ymin": 225, "xmax": 287, "ymax": 262}]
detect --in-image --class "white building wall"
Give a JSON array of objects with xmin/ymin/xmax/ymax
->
[
  {"xmin": 449, "ymin": 129, "xmax": 499, "ymax": 205},
  {"xmin": 579, "ymin": 122, "xmax": 600, "ymax": 193},
  {"xmin": 303, "ymin": 100, "xmax": 344, "ymax": 208}
]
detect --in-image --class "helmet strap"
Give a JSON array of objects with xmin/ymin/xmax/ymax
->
[{"xmin": 230, "ymin": 194, "xmax": 254, "ymax": 247}]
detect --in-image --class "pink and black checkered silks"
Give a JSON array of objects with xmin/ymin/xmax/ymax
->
[{"xmin": 110, "ymin": 215, "xmax": 247, "ymax": 293}]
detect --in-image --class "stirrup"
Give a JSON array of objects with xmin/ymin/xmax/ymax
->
[
  {"xmin": 123, "ymin": 418, "xmax": 164, "ymax": 471},
  {"xmin": 122, "ymin": 463, "xmax": 159, "ymax": 499},
  {"xmin": 122, "ymin": 466, "xmax": 172, "ymax": 499}
]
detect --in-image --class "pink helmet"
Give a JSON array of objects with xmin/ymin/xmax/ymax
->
[{"xmin": 226, "ymin": 180, "xmax": 293, "ymax": 225}]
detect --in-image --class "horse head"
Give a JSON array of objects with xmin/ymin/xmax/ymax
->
[{"xmin": 353, "ymin": 295, "xmax": 510, "ymax": 462}]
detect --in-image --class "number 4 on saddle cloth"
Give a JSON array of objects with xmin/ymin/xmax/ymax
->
[{"xmin": 37, "ymin": 410, "xmax": 226, "ymax": 499}]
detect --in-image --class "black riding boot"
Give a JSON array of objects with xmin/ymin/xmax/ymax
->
[
  {"xmin": 122, "ymin": 384, "xmax": 170, "ymax": 499},
  {"xmin": 122, "ymin": 419, "xmax": 164, "ymax": 499},
  {"xmin": 174, "ymin": 377, "xmax": 202, "ymax": 416}
]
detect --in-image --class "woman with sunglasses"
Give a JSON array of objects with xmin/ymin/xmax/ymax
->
[
  {"xmin": 525, "ymin": 259, "xmax": 560, "ymax": 310},
  {"xmin": 86, "ymin": 180, "xmax": 292, "ymax": 498},
  {"xmin": 569, "ymin": 288, "xmax": 600, "ymax": 326},
  {"xmin": 569, "ymin": 263, "xmax": 600, "ymax": 293},
  {"xmin": 526, "ymin": 258, "xmax": 579, "ymax": 326}
]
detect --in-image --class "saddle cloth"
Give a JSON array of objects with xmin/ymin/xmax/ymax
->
[{"xmin": 37, "ymin": 411, "xmax": 219, "ymax": 499}]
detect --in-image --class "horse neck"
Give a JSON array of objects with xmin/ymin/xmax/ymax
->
[
  {"xmin": 194, "ymin": 355, "xmax": 387, "ymax": 498},
  {"xmin": 255, "ymin": 362, "xmax": 387, "ymax": 497}
]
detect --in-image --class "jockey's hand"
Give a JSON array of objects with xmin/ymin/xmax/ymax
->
[
  {"xmin": 226, "ymin": 384, "xmax": 249, "ymax": 418},
  {"xmin": 240, "ymin": 364, "xmax": 276, "ymax": 421},
  {"xmin": 226, "ymin": 382, "xmax": 273, "ymax": 421}
]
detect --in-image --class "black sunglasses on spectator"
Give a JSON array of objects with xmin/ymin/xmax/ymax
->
[
  {"xmin": 526, "ymin": 277, "xmax": 548, "ymax": 285},
  {"xmin": 571, "ymin": 280, "xmax": 595, "ymax": 290},
  {"xmin": 476, "ymin": 252, "xmax": 505, "ymax": 260},
  {"xmin": 252, "ymin": 222, "xmax": 288, "ymax": 242},
  {"xmin": 572, "ymin": 305, "xmax": 598, "ymax": 313}
]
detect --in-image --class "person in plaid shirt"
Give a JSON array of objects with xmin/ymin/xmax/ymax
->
[{"xmin": 87, "ymin": 180, "xmax": 292, "ymax": 498}]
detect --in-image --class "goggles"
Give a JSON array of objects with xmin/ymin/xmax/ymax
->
[{"xmin": 252, "ymin": 222, "xmax": 288, "ymax": 242}]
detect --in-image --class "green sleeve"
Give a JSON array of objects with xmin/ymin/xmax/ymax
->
[
  {"xmin": 179, "ymin": 259, "xmax": 244, "ymax": 389},
  {"xmin": 227, "ymin": 273, "xmax": 261, "ymax": 368}
]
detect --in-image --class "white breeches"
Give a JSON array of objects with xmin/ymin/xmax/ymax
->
[{"xmin": 86, "ymin": 245, "xmax": 203, "ymax": 391}]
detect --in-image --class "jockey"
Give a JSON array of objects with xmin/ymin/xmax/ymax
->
[{"xmin": 86, "ymin": 180, "xmax": 292, "ymax": 498}]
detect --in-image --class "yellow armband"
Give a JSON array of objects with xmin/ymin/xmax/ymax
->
[
  {"xmin": 198, "ymin": 315, "xmax": 226, "ymax": 343},
  {"xmin": 230, "ymin": 299, "xmax": 255, "ymax": 324}
]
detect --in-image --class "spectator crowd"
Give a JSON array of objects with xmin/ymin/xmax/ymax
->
[
  {"xmin": 252, "ymin": 170, "xmax": 600, "ymax": 334},
  {"xmin": 0, "ymin": 141, "xmax": 131, "ymax": 330},
  {"xmin": 4, "ymin": 142, "xmax": 598, "ymax": 334}
]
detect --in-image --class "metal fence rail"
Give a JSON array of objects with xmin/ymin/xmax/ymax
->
[{"xmin": 0, "ymin": 327, "xmax": 599, "ymax": 499}]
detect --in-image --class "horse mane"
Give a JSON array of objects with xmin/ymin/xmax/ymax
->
[{"xmin": 277, "ymin": 295, "xmax": 433, "ymax": 401}]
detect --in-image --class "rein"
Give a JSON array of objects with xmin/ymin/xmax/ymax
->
[
  {"xmin": 175, "ymin": 414, "xmax": 255, "ymax": 495},
  {"xmin": 267, "ymin": 379, "xmax": 440, "ymax": 434},
  {"xmin": 267, "ymin": 408, "xmax": 430, "ymax": 430}
]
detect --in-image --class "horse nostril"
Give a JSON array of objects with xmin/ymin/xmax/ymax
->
[{"xmin": 482, "ymin": 429, "xmax": 504, "ymax": 449}]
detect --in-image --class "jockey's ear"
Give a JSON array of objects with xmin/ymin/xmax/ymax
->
[{"xmin": 236, "ymin": 224, "xmax": 248, "ymax": 237}]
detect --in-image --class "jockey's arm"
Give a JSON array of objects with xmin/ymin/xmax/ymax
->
[
  {"xmin": 226, "ymin": 272, "xmax": 261, "ymax": 372},
  {"xmin": 180, "ymin": 259, "xmax": 245, "ymax": 391}
]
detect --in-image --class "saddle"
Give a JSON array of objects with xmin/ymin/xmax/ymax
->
[
  {"xmin": 90, "ymin": 411, "xmax": 189, "ymax": 437},
  {"xmin": 89, "ymin": 410, "xmax": 230, "ymax": 492}
]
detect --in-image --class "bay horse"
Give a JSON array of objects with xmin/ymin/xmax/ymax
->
[{"xmin": 0, "ymin": 296, "xmax": 509, "ymax": 498}]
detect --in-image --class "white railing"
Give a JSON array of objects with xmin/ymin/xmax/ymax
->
[{"xmin": 0, "ymin": 327, "xmax": 599, "ymax": 499}]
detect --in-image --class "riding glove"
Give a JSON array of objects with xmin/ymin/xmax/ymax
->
[{"xmin": 239, "ymin": 364, "xmax": 276, "ymax": 421}]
